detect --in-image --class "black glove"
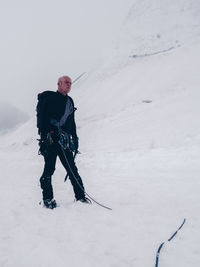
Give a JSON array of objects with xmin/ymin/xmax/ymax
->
[
  {"xmin": 72, "ymin": 136, "xmax": 79, "ymax": 153},
  {"xmin": 38, "ymin": 138, "xmax": 47, "ymax": 156}
]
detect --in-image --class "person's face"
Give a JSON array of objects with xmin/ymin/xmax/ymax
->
[{"xmin": 58, "ymin": 77, "xmax": 72, "ymax": 95}]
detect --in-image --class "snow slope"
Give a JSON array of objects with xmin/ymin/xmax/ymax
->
[{"xmin": 1, "ymin": 1, "xmax": 200, "ymax": 267}]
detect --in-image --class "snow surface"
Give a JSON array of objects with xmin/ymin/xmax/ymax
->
[{"xmin": 1, "ymin": 1, "xmax": 200, "ymax": 267}]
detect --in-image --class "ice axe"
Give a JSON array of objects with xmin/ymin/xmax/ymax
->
[
  {"xmin": 64, "ymin": 150, "xmax": 80, "ymax": 182},
  {"xmin": 72, "ymin": 72, "xmax": 86, "ymax": 85}
]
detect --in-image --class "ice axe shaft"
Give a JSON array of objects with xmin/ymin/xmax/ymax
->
[
  {"xmin": 64, "ymin": 151, "xmax": 80, "ymax": 182},
  {"xmin": 72, "ymin": 72, "xmax": 86, "ymax": 85}
]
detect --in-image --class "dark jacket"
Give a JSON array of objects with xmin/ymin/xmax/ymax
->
[{"xmin": 39, "ymin": 91, "xmax": 78, "ymax": 140}]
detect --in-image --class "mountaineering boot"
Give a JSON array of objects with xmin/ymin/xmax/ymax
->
[
  {"xmin": 76, "ymin": 197, "xmax": 92, "ymax": 204},
  {"xmin": 43, "ymin": 199, "xmax": 57, "ymax": 209}
]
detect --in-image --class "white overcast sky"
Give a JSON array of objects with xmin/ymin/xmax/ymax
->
[{"xmin": 0, "ymin": 0, "xmax": 132, "ymax": 115}]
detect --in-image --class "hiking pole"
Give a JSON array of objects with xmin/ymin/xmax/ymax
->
[{"xmin": 72, "ymin": 72, "xmax": 86, "ymax": 85}]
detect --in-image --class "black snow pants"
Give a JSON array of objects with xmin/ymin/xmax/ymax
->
[{"xmin": 40, "ymin": 142, "xmax": 85, "ymax": 201}]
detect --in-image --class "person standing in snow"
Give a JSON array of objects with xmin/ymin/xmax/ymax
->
[{"xmin": 37, "ymin": 75, "xmax": 90, "ymax": 209}]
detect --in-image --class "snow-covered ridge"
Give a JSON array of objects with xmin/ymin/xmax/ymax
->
[
  {"xmin": 117, "ymin": 0, "xmax": 200, "ymax": 57},
  {"xmin": 72, "ymin": 43, "xmax": 200, "ymax": 153}
]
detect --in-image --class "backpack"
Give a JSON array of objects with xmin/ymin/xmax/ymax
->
[{"xmin": 36, "ymin": 91, "xmax": 56, "ymax": 135}]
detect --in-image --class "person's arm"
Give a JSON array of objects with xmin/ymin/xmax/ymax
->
[
  {"xmin": 68, "ymin": 97, "xmax": 79, "ymax": 151},
  {"xmin": 71, "ymin": 111, "xmax": 79, "ymax": 152}
]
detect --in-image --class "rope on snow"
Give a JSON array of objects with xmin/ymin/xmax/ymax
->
[{"xmin": 155, "ymin": 218, "xmax": 186, "ymax": 267}]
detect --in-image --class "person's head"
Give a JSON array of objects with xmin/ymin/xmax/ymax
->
[{"xmin": 57, "ymin": 75, "xmax": 72, "ymax": 96}]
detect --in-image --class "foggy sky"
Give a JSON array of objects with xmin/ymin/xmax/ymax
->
[{"xmin": 0, "ymin": 0, "xmax": 132, "ymax": 116}]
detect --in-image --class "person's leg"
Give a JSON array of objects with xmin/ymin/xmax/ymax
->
[
  {"xmin": 40, "ymin": 144, "xmax": 57, "ymax": 201},
  {"xmin": 58, "ymin": 148, "xmax": 85, "ymax": 200}
]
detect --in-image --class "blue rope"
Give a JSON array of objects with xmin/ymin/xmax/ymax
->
[
  {"xmin": 155, "ymin": 218, "xmax": 186, "ymax": 267},
  {"xmin": 155, "ymin": 242, "xmax": 165, "ymax": 267},
  {"xmin": 168, "ymin": 218, "xmax": 186, "ymax": 241}
]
